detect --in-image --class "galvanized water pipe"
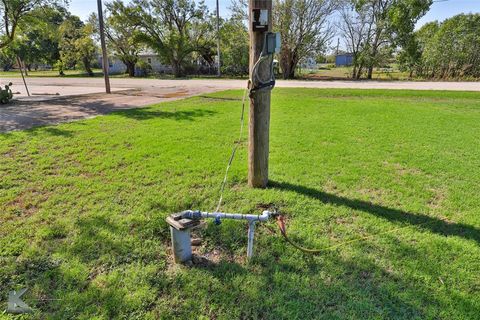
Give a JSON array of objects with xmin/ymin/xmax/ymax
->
[
  {"xmin": 182, "ymin": 210, "xmax": 270, "ymax": 223},
  {"xmin": 166, "ymin": 210, "xmax": 271, "ymax": 263}
]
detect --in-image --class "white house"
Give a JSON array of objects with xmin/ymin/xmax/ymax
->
[
  {"xmin": 98, "ymin": 50, "xmax": 220, "ymax": 76},
  {"xmin": 299, "ymin": 57, "xmax": 317, "ymax": 70},
  {"xmin": 98, "ymin": 50, "xmax": 172, "ymax": 75}
]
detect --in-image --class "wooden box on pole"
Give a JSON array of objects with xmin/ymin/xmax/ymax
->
[{"xmin": 248, "ymin": 0, "xmax": 272, "ymax": 188}]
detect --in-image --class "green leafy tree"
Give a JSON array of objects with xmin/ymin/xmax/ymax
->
[
  {"xmin": 0, "ymin": 0, "xmax": 62, "ymax": 49},
  {"xmin": 75, "ymin": 23, "xmax": 97, "ymax": 76},
  {"xmin": 13, "ymin": 5, "xmax": 67, "ymax": 71},
  {"xmin": 59, "ymin": 15, "xmax": 97, "ymax": 76},
  {"xmin": 340, "ymin": 0, "xmax": 432, "ymax": 79},
  {"xmin": 219, "ymin": 17, "xmax": 249, "ymax": 76},
  {"xmin": 0, "ymin": 45, "xmax": 15, "ymax": 70},
  {"xmin": 130, "ymin": 0, "xmax": 211, "ymax": 77},
  {"xmin": 398, "ymin": 14, "xmax": 480, "ymax": 79},
  {"xmin": 94, "ymin": 0, "xmax": 143, "ymax": 77},
  {"xmin": 397, "ymin": 21, "xmax": 437, "ymax": 77},
  {"xmin": 413, "ymin": 21, "xmax": 439, "ymax": 77},
  {"xmin": 274, "ymin": 0, "xmax": 337, "ymax": 79},
  {"xmin": 422, "ymin": 14, "xmax": 480, "ymax": 79},
  {"xmin": 193, "ymin": 13, "xmax": 217, "ymax": 68}
]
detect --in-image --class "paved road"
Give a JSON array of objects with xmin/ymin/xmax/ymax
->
[
  {"xmin": 1, "ymin": 77, "xmax": 479, "ymax": 132},
  {"xmin": 4, "ymin": 77, "xmax": 480, "ymax": 97}
]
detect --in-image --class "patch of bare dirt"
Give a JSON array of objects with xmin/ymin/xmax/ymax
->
[
  {"xmin": 383, "ymin": 161, "xmax": 423, "ymax": 176},
  {"xmin": 427, "ymin": 188, "xmax": 447, "ymax": 211}
]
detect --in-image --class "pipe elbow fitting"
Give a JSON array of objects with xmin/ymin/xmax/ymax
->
[{"xmin": 259, "ymin": 210, "xmax": 270, "ymax": 222}]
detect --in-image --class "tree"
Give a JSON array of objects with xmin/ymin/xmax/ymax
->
[
  {"xmin": 339, "ymin": 0, "xmax": 432, "ymax": 79},
  {"xmin": 387, "ymin": 0, "xmax": 432, "ymax": 77},
  {"xmin": 59, "ymin": 15, "xmax": 97, "ymax": 76},
  {"xmin": 191, "ymin": 12, "xmax": 217, "ymax": 69},
  {"xmin": 274, "ymin": 0, "xmax": 337, "ymax": 79},
  {"xmin": 419, "ymin": 14, "xmax": 480, "ymax": 79},
  {"xmin": 0, "ymin": 45, "xmax": 15, "ymax": 70},
  {"xmin": 219, "ymin": 17, "xmax": 249, "ymax": 75},
  {"xmin": 13, "ymin": 5, "xmax": 67, "ymax": 71},
  {"xmin": 131, "ymin": 0, "xmax": 211, "ymax": 77},
  {"xmin": 411, "ymin": 21, "xmax": 439, "ymax": 77},
  {"xmin": 98, "ymin": 0, "xmax": 143, "ymax": 77},
  {"xmin": 74, "ymin": 23, "xmax": 96, "ymax": 76},
  {"xmin": 337, "ymin": 3, "xmax": 371, "ymax": 79},
  {"xmin": 0, "ymin": 0, "xmax": 59, "ymax": 49}
]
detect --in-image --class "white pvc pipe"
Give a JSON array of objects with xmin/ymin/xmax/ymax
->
[
  {"xmin": 182, "ymin": 210, "xmax": 270, "ymax": 222},
  {"xmin": 247, "ymin": 221, "xmax": 256, "ymax": 258},
  {"xmin": 175, "ymin": 210, "xmax": 271, "ymax": 260}
]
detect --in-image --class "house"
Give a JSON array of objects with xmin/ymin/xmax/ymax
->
[
  {"xmin": 299, "ymin": 57, "xmax": 317, "ymax": 70},
  {"xmin": 98, "ymin": 50, "xmax": 219, "ymax": 76},
  {"xmin": 98, "ymin": 50, "xmax": 172, "ymax": 76},
  {"xmin": 137, "ymin": 50, "xmax": 172, "ymax": 74},
  {"xmin": 335, "ymin": 53, "xmax": 354, "ymax": 67}
]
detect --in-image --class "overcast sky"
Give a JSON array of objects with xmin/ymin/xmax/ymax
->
[{"xmin": 70, "ymin": 0, "xmax": 479, "ymax": 28}]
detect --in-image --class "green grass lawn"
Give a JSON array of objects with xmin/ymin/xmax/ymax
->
[
  {"xmin": 0, "ymin": 69, "xmax": 244, "ymax": 80},
  {"xmin": 1, "ymin": 88, "xmax": 480, "ymax": 319},
  {"xmin": 300, "ymin": 66, "xmax": 413, "ymax": 80},
  {"xmin": 0, "ymin": 69, "xmax": 103, "ymax": 78}
]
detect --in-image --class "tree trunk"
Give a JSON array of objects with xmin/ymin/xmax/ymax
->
[
  {"xmin": 356, "ymin": 64, "xmax": 364, "ymax": 79},
  {"xmin": 280, "ymin": 49, "xmax": 298, "ymax": 80},
  {"xmin": 125, "ymin": 61, "xmax": 136, "ymax": 77},
  {"xmin": 281, "ymin": 57, "xmax": 297, "ymax": 79},
  {"xmin": 83, "ymin": 57, "xmax": 94, "ymax": 77},
  {"xmin": 172, "ymin": 60, "xmax": 183, "ymax": 78},
  {"xmin": 281, "ymin": 64, "xmax": 289, "ymax": 79},
  {"xmin": 282, "ymin": 62, "xmax": 296, "ymax": 79},
  {"xmin": 367, "ymin": 66, "xmax": 373, "ymax": 79}
]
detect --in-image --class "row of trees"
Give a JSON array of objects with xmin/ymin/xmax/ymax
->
[
  {"xmin": 0, "ymin": 0, "xmax": 352, "ymax": 79},
  {"xmin": 0, "ymin": 2, "xmax": 98, "ymax": 75},
  {"xmin": 99, "ymin": 0, "xmax": 220, "ymax": 78},
  {"xmin": 399, "ymin": 14, "xmax": 480, "ymax": 79},
  {"xmin": 338, "ymin": 0, "xmax": 432, "ymax": 79},
  {"xmin": 4, "ymin": 0, "xmax": 475, "ymax": 80},
  {"xmin": 0, "ymin": 0, "xmax": 252, "ymax": 78}
]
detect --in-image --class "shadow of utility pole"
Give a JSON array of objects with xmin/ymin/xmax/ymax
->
[{"xmin": 269, "ymin": 181, "xmax": 480, "ymax": 245}]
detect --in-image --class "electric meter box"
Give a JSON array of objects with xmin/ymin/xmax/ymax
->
[
  {"xmin": 265, "ymin": 32, "xmax": 281, "ymax": 54},
  {"xmin": 252, "ymin": 9, "xmax": 269, "ymax": 32}
]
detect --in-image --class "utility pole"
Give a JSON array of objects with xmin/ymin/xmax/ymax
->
[
  {"xmin": 216, "ymin": 0, "xmax": 221, "ymax": 77},
  {"xmin": 97, "ymin": 0, "xmax": 111, "ymax": 94},
  {"xmin": 16, "ymin": 56, "xmax": 30, "ymax": 97},
  {"xmin": 248, "ymin": 0, "xmax": 272, "ymax": 188}
]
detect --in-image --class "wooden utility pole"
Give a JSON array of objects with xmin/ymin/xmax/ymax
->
[
  {"xmin": 97, "ymin": 0, "xmax": 111, "ymax": 94},
  {"xmin": 248, "ymin": 0, "xmax": 272, "ymax": 188},
  {"xmin": 216, "ymin": 0, "xmax": 221, "ymax": 77},
  {"xmin": 16, "ymin": 57, "xmax": 30, "ymax": 97}
]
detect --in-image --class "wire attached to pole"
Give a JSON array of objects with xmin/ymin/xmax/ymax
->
[
  {"xmin": 214, "ymin": 84, "xmax": 249, "ymax": 213},
  {"xmin": 215, "ymin": 32, "xmax": 277, "ymax": 212}
]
